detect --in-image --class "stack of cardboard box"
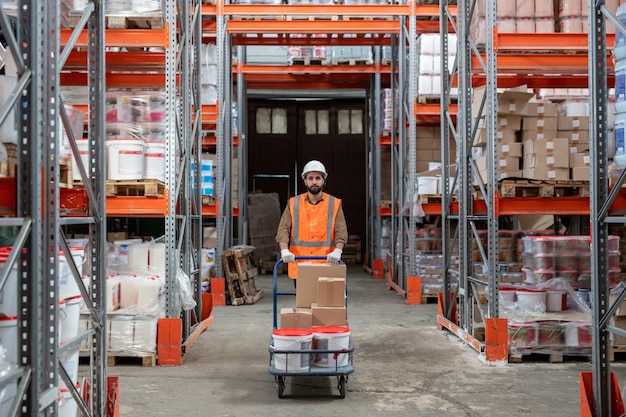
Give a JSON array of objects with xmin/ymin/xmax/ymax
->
[{"xmin": 279, "ymin": 263, "xmax": 347, "ymax": 328}]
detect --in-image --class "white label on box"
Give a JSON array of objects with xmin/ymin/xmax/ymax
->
[
  {"xmin": 499, "ymin": 159, "xmax": 507, "ymax": 167},
  {"xmin": 537, "ymin": 118, "xmax": 545, "ymax": 127},
  {"xmin": 508, "ymin": 103, "xmax": 517, "ymax": 112},
  {"xmin": 584, "ymin": 155, "xmax": 590, "ymax": 164},
  {"xmin": 502, "ymin": 144, "xmax": 510, "ymax": 152},
  {"xmin": 500, "ymin": 118, "xmax": 508, "ymax": 127},
  {"xmin": 570, "ymin": 146, "xmax": 577, "ymax": 153},
  {"xmin": 497, "ymin": 131, "xmax": 504, "ymax": 139},
  {"xmin": 547, "ymin": 141, "xmax": 554, "ymax": 150},
  {"xmin": 573, "ymin": 119, "xmax": 580, "ymax": 128},
  {"xmin": 547, "ymin": 156, "xmax": 555, "ymax": 164},
  {"xmin": 572, "ymin": 132, "xmax": 579, "ymax": 142},
  {"xmin": 538, "ymin": 105, "xmax": 545, "ymax": 114},
  {"xmin": 548, "ymin": 170, "xmax": 556, "ymax": 179}
]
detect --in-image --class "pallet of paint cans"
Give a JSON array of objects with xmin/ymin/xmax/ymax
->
[{"xmin": 270, "ymin": 326, "xmax": 353, "ymax": 372}]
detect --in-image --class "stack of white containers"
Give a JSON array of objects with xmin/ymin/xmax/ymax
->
[
  {"xmin": 614, "ymin": 4, "xmax": 626, "ymax": 166},
  {"xmin": 200, "ymin": 43, "xmax": 217, "ymax": 105},
  {"xmin": 416, "ymin": 33, "xmax": 457, "ymax": 98}
]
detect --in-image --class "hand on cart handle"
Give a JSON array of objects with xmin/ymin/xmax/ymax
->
[
  {"xmin": 280, "ymin": 249, "xmax": 295, "ymax": 263},
  {"xmin": 326, "ymin": 248, "xmax": 342, "ymax": 264}
]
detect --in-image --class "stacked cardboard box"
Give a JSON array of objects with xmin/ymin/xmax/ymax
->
[
  {"xmin": 279, "ymin": 263, "xmax": 347, "ymax": 328},
  {"xmin": 473, "ymin": 86, "xmax": 533, "ymax": 183},
  {"xmin": 558, "ymin": 115, "xmax": 591, "ymax": 181}
]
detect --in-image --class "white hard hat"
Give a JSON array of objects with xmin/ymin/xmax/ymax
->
[{"xmin": 301, "ymin": 160, "xmax": 328, "ymax": 179}]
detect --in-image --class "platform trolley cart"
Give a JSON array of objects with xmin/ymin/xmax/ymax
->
[{"xmin": 268, "ymin": 257, "xmax": 355, "ymax": 399}]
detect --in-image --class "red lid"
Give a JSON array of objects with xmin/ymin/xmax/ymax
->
[
  {"xmin": 273, "ymin": 328, "xmax": 313, "ymax": 337},
  {"xmin": 516, "ymin": 288, "xmax": 546, "ymax": 293},
  {"xmin": 0, "ymin": 316, "xmax": 18, "ymax": 321},
  {"xmin": 313, "ymin": 326, "xmax": 350, "ymax": 334}
]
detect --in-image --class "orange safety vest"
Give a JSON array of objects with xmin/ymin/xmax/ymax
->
[{"xmin": 287, "ymin": 192, "xmax": 341, "ymax": 278}]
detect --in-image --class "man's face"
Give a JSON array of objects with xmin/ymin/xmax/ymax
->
[{"xmin": 304, "ymin": 171, "xmax": 325, "ymax": 195}]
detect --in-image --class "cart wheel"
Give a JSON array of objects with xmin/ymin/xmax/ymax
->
[
  {"xmin": 338, "ymin": 375, "xmax": 346, "ymax": 399},
  {"xmin": 277, "ymin": 376, "xmax": 285, "ymax": 398}
]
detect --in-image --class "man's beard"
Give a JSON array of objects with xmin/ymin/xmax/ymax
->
[{"xmin": 307, "ymin": 185, "xmax": 322, "ymax": 195}]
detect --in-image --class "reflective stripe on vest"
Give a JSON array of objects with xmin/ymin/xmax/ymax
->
[{"xmin": 291, "ymin": 194, "xmax": 336, "ymax": 248}]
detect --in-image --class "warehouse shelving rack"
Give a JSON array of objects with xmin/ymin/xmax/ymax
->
[{"xmin": 430, "ymin": 0, "xmax": 626, "ymax": 415}]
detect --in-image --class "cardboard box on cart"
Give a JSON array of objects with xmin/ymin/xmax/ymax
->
[{"xmin": 296, "ymin": 263, "xmax": 347, "ymax": 308}]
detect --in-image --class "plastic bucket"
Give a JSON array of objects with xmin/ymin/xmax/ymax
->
[
  {"xmin": 499, "ymin": 288, "xmax": 517, "ymax": 303},
  {"xmin": 58, "ymin": 248, "xmax": 85, "ymax": 301},
  {"xmin": 516, "ymin": 289, "xmax": 547, "ymax": 311},
  {"xmin": 311, "ymin": 326, "xmax": 351, "ymax": 368},
  {"xmin": 0, "ymin": 316, "xmax": 17, "ymax": 365},
  {"xmin": 563, "ymin": 322, "xmax": 592, "ymax": 347},
  {"xmin": 106, "ymin": 138, "xmax": 144, "ymax": 180},
  {"xmin": 417, "ymin": 176, "xmax": 438, "ymax": 195},
  {"xmin": 58, "ymin": 346, "xmax": 79, "ymax": 390},
  {"xmin": 60, "ymin": 296, "xmax": 82, "ymax": 345},
  {"xmin": 508, "ymin": 321, "xmax": 538, "ymax": 348},
  {"xmin": 143, "ymin": 141, "xmax": 165, "ymax": 181},
  {"xmin": 58, "ymin": 382, "xmax": 80, "ymax": 417},
  {"xmin": 128, "ymin": 242, "xmax": 150, "ymax": 269},
  {"xmin": 71, "ymin": 139, "xmax": 90, "ymax": 181},
  {"xmin": 546, "ymin": 290, "xmax": 567, "ymax": 312},
  {"xmin": 272, "ymin": 328, "xmax": 313, "ymax": 372},
  {"xmin": 0, "ymin": 254, "xmax": 17, "ymax": 317}
]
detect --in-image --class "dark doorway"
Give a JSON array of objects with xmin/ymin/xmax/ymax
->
[{"xmin": 246, "ymin": 98, "xmax": 367, "ymax": 258}]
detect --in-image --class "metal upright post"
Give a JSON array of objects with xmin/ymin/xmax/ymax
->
[{"xmin": 406, "ymin": 0, "xmax": 417, "ymax": 278}]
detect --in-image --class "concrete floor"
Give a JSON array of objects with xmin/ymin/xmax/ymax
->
[{"xmin": 103, "ymin": 265, "xmax": 626, "ymax": 417}]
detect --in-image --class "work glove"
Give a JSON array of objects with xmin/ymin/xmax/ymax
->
[
  {"xmin": 326, "ymin": 248, "xmax": 342, "ymax": 264},
  {"xmin": 280, "ymin": 249, "xmax": 295, "ymax": 263}
]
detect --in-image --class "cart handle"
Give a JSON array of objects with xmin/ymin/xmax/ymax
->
[{"xmin": 272, "ymin": 256, "xmax": 344, "ymax": 329}]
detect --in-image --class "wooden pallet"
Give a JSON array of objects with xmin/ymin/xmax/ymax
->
[
  {"xmin": 222, "ymin": 246, "xmax": 263, "ymax": 305},
  {"xmin": 107, "ymin": 352, "xmax": 157, "ymax": 367},
  {"xmin": 285, "ymin": 15, "xmax": 339, "ymax": 21},
  {"xmin": 260, "ymin": 260, "xmax": 284, "ymax": 275},
  {"xmin": 105, "ymin": 179, "xmax": 166, "ymax": 197},
  {"xmin": 331, "ymin": 58, "xmax": 374, "ymax": 66},
  {"xmin": 610, "ymin": 345, "xmax": 626, "ymax": 362},
  {"xmin": 342, "ymin": 15, "xmax": 395, "ymax": 20},
  {"xmin": 418, "ymin": 194, "xmax": 442, "ymax": 204},
  {"xmin": 508, "ymin": 346, "xmax": 591, "ymax": 363},
  {"xmin": 499, "ymin": 179, "xmax": 589, "ymax": 198},
  {"xmin": 69, "ymin": 10, "xmax": 164, "ymax": 29},
  {"xmin": 290, "ymin": 57, "xmax": 328, "ymax": 65}
]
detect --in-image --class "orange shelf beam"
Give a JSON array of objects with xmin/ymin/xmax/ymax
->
[
  {"xmin": 64, "ymin": 51, "xmax": 166, "ymax": 72},
  {"xmin": 60, "ymin": 25, "xmax": 169, "ymax": 48},
  {"xmin": 202, "ymin": 135, "xmax": 240, "ymax": 147},
  {"xmin": 227, "ymin": 19, "xmax": 401, "ymax": 35},
  {"xmin": 495, "ymin": 32, "xmax": 614, "ymax": 52},
  {"xmin": 60, "ymin": 72, "xmax": 165, "ymax": 88}
]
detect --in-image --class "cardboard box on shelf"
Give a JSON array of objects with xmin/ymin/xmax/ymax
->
[
  {"xmin": 526, "ymin": 101, "xmax": 559, "ymax": 118},
  {"xmin": 523, "ymin": 138, "xmax": 569, "ymax": 157},
  {"xmin": 478, "ymin": 115, "xmax": 523, "ymax": 131},
  {"xmin": 280, "ymin": 307, "xmax": 313, "ymax": 329},
  {"xmin": 522, "ymin": 116, "xmax": 558, "ymax": 132},
  {"xmin": 557, "ymin": 116, "xmax": 590, "ymax": 131},
  {"xmin": 472, "ymin": 85, "xmax": 534, "ymax": 117},
  {"xmin": 559, "ymin": 129, "xmax": 590, "ymax": 143},
  {"xmin": 521, "ymin": 129, "xmax": 558, "ymax": 142},
  {"xmin": 296, "ymin": 263, "xmax": 347, "ymax": 308},
  {"xmin": 571, "ymin": 167, "xmax": 590, "ymax": 181},
  {"xmin": 522, "ymin": 167, "xmax": 569, "ymax": 181},
  {"xmin": 203, "ymin": 226, "xmax": 217, "ymax": 249},
  {"xmin": 523, "ymin": 153, "xmax": 569, "ymax": 169},
  {"xmin": 474, "ymin": 128, "xmax": 517, "ymax": 146},
  {"xmin": 570, "ymin": 152, "xmax": 590, "ymax": 168}
]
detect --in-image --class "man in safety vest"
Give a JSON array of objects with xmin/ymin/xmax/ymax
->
[{"xmin": 275, "ymin": 160, "xmax": 348, "ymax": 280}]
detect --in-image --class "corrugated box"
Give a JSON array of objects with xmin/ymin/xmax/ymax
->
[
  {"xmin": 474, "ymin": 128, "xmax": 517, "ymax": 146},
  {"xmin": 296, "ymin": 263, "xmax": 347, "ymax": 308},
  {"xmin": 472, "ymin": 85, "xmax": 534, "ymax": 117},
  {"xmin": 311, "ymin": 303, "xmax": 347, "ymax": 326},
  {"xmin": 570, "ymin": 152, "xmax": 590, "ymax": 168},
  {"xmin": 478, "ymin": 115, "xmax": 523, "ymax": 131},
  {"xmin": 523, "ymin": 138, "xmax": 569, "ymax": 156},
  {"xmin": 522, "ymin": 167, "xmax": 569, "ymax": 181},
  {"xmin": 521, "ymin": 130, "xmax": 558, "ymax": 141},
  {"xmin": 280, "ymin": 307, "xmax": 313, "ymax": 328},
  {"xmin": 523, "ymin": 153, "xmax": 569, "ymax": 169},
  {"xmin": 522, "ymin": 116, "xmax": 558, "ymax": 131},
  {"xmin": 526, "ymin": 101, "xmax": 559, "ymax": 117},
  {"xmin": 559, "ymin": 129, "xmax": 590, "ymax": 143},
  {"xmin": 610, "ymin": 316, "xmax": 626, "ymax": 345},
  {"xmin": 557, "ymin": 116, "xmax": 590, "ymax": 131},
  {"xmin": 571, "ymin": 166, "xmax": 590, "ymax": 181},
  {"xmin": 203, "ymin": 226, "xmax": 217, "ymax": 249},
  {"xmin": 317, "ymin": 277, "xmax": 345, "ymax": 307}
]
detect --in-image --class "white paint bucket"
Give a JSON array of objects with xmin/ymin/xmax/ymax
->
[
  {"xmin": 143, "ymin": 141, "xmax": 165, "ymax": 181},
  {"xmin": 563, "ymin": 322, "xmax": 592, "ymax": 347},
  {"xmin": 58, "ymin": 248, "xmax": 85, "ymax": 301},
  {"xmin": 58, "ymin": 346, "xmax": 79, "ymax": 390},
  {"xmin": 546, "ymin": 290, "xmax": 567, "ymax": 312},
  {"xmin": 272, "ymin": 328, "xmax": 313, "ymax": 372},
  {"xmin": 71, "ymin": 139, "xmax": 90, "ymax": 181},
  {"xmin": 0, "ymin": 316, "xmax": 17, "ymax": 365},
  {"xmin": 508, "ymin": 321, "xmax": 538, "ymax": 348},
  {"xmin": 106, "ymin": 139, "xmax": 144, "ymax": 180},
  {"xmin": 515, "ymin": 289, "xmax": 547, "ymax": 311},
  {"xmin": 0, "ymin": 254, "xmax": 17, "ymax": 317},
  {"xmin": 312, "ymin": 326, "xmax": 351, "ymax": 368},
  {"xmin": 417, "ymin": 176, "xmax": 438, "ymax": 195},
  {"xmin": 498, "ymin": 288, "xmax": 517, "ymax": 303},
  {"xmin": 58, "ymin": 382, "xmax": 80, "ymax": 417},
  {"xmin": 60, "ymin": 296, "xmax": 82, "ymax": 345}
]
